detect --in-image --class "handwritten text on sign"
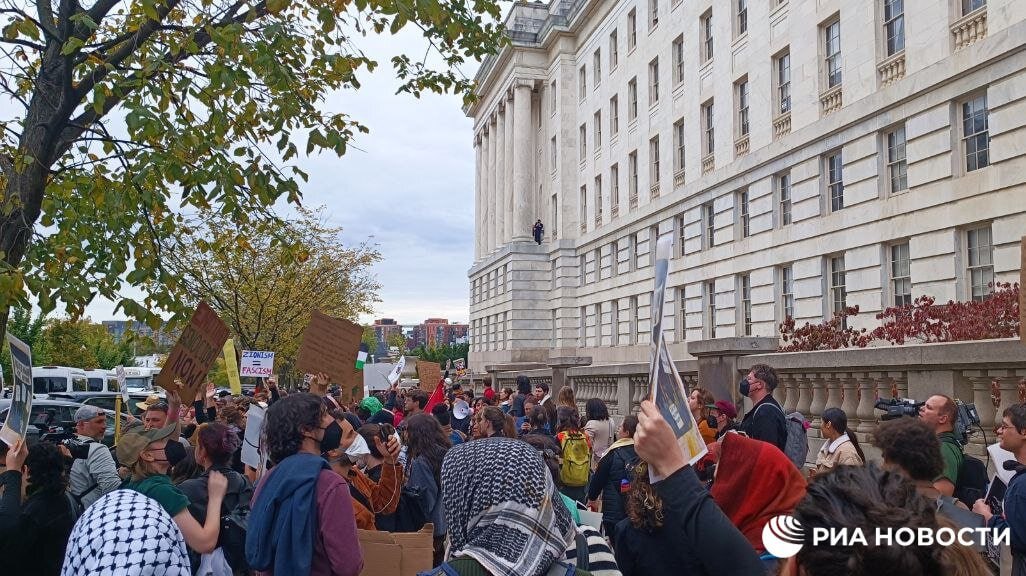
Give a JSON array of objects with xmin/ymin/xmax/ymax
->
[{"xmin": 241, "ymin": 350, "xmax": 275, "ymax": 378}]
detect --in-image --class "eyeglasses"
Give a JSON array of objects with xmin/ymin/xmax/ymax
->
[{"xmin": 997, "ymin": 423, "xmax": 1019, "ymax": 433}]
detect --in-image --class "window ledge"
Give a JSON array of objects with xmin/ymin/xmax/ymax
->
[
  {"xmin": 877, "ymin": 51, "xmax": 906, "ymax": 85},
  {"xmin": 673, "ymin": 169, "xmax": 685, "ymax": 188},
  {"xmin": 819, "ymin": 84, "xmax": 843, "ymax": 115},
  {"xmin": 734, "ymin": 134, "xmax": 750, "ymax": 157},
  {"xmin": 773, "ymin": 111, "xmax": 791, "ymax": 138},
  {"xmin": 770, "ymin": 0, "xmax": 788, "ymax": 20},
  {"xmin": 951, "ymin": 7, "xmax": 987, "ymax": 50},
  {"xmin": 731, "ymin": 33, "xmax": 749, "ymax": 52},
  {"xmin": 701, "ymin": 154, "xmax": 715, "ymax": 174}
]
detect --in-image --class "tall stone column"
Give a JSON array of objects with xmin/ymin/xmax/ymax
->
[
  {"xmin": 474, "ymin": 135, "xmax": 482, "ymax": 261},
  {"xmin": 494, "ymin": 106, "xmax": 506, "ymax": 250},
  {"xmin": 504, "ymin": 90, "xmax": 515, "ymax": 243},
  {"xmin": 487, "ymin": 115, "xmax": 498, "ymax": 252},
  {"xmin": 511, "ymin": 79, "xmax": 534, "ymax": 242},
  {"xmin": 482, "ymin": 123, "xmax": 493, "ymax": 255}
]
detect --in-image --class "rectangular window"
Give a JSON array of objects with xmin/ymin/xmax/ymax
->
[
  {"xmin": 890, "ymin": 242, "xmax": 912, "ymax": 307},
  {"xmin": 579, "ymin": 305, "xmax": 587, "ymax": 346},
  {"xmin": 610, "ymin": 299, "xmax": 619, "ymax": 345},
  {"xmin": 701, "ymin": 10, "xmax": 714, "ymax": 62},
  {"xmin": 628, "ymin": 78, "xmax": 638, "ymax": 120},
  {"xmin": 703, "ymin": 202, "xmax": 715, "ymax": 248},
  {"xmin": 610, "ymin": 164, "xmax": 620, "ymax": 212},
  {"xmin": 610, "ymin": 30, "xmax": 619, "ymax": 69},
  {"xmin": 551, "ymin": 193, "xmax": 558, "ymax": 238},
  {"xmin": 593, "ymin": 49, "xmax": 602, "ymax": 84},
  {"xmin": 886, "ymin": 125, "xmax": 908, "ymax": 193},
  {"xmin": 648, "ymin": 58, "xmax": 660, "ymax": 105},
  {"xmin": 649, "ymin": 0, "xmax": 659, "ymax": 28},
  {"xmin": 740, "ymin": 273, "xmax": 752, "ymax": 335},
  {"xmin": 595, "ymin": 175, "xmax": 603, "ymax": 221},
  {"xmin": 629, "ymin": 295, "xmax": 638, "ymax": 344},
  {"xmin": 830, "ymin": 256, "xmax": 847, "ymax": 320},
  {"xmin": 550, "ymin": 80, "xmax": 556, "ymax": 113},
  {"xmin": 579, "ymin": 124, "xmax": 587, "ymax": 161},
  {"xmin": 884, "ymin": 0, "xmax": 905, "ymax": 56},
  {"xmin": 962, "ymin": 95, "xmax": 990, "ymax": 172},
  {"xmin": 628, "ymin": 8, "xmax": 637, "ymax": 50},
  {"xmin": 610, "ymin": 95, "xmax": 620, "ymax": 136},
  {"xmin": 673, "ymin": 119, "xmax": 685, "ymax": 173},
  {"xmin": 580, "ymin": 185, "xmax": 588, "ymax": 229},
  {"xmin": 824, "ymin": 19, "xmax": 842, "ymax": 88},
  {"xmin": 649, "ymin": 136, "xmax": 660, "ymax": 190},
  {"xmin": 736, "ymin": 78, "xmax": 750, "ymax": 137},
  {"xmin": 677, "ymin": 214, "xmax": 687, "ymax": 255},
  {"xmin": 678, "ymin": 287, "xmax": 687, "ymax": 339},
  {"xmin": 629, "ymin": 151, "xmax": 639, "ymax": 204},
  {"xmin": 706, "ymin": 281, "xmax": 717, "ymax": 338},
  {"xmin": 827, "ymin": 151, "xmax": 844, "ymax": 211},
  {"xmin": 550, "ymin": 136, "xmax": 557, "ymax": 171},
  {"xmin": 781, "ymin": 265, "xmax": 795, "ymax": 320},
  {"xmin": 776, "ymin": 50, "xmax": 791, "ymax": 114},
  {"xmin": 962, "ymin": 0, "xmax": 985, "ymax": 16},
  {"xmin": 737, "ymin": 0, "xmax": 748, "ymax": 36},
  {"xmin": 778, "ymin": 172, "xmax": 792, "ymax": 225},
  {"xmin": 579, "ymin": 66, "xmax": 587, "ymax": 101},
  {"xmin": 672, "ymin": 35, "xmax": 684, "ymax": 85},
  {"xmin": 967, "ymin": 225, "xmax": 994, "ymax": 301},
  {"xmin": 594, "ymin": 111, "xmax": 602, "ymax": 148},
  {"xmin": 739, "ymin": 189, "xmax": 750, "ymax": 238},
  {"xmin": 702, "ymin": 100, "xmax": 715, "ymax": 156}
]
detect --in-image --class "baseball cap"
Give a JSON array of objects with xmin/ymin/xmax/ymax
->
[
  {"xmin": 74, "ymin": 405, "xmax": 106, "ymax": 423},
  {"xmin": 708, "ymin": 400, "xmax": 738, "ymax": 420},
  {"xmin": 116, "ymin": 423, "xmax": 178, "ymax": 467}
]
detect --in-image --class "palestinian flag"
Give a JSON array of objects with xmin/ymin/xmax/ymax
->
[{"xmin": 356, "ymin": 343, "xmax": 368, "ymax": 370}]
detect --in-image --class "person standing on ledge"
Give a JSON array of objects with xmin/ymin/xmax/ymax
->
[{"xmin": 533, "ymin": 219, "xmax": 544, "ymax": 244}]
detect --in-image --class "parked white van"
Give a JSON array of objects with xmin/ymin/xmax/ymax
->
[
  {"xmin": 32, "ymin": 366, "xmax": 90, "ymax": 396},
  {"xmin": 84, "ymin": 369, "xmax": 119, "ymax": 392},
  {"xmin": 121, "ymin": 366, "xmax": 158, "ymax": 392}
]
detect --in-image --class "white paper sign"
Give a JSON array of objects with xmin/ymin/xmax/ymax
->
[
  {"xmin": 241, "ymin": 404, "xmax": 266, "ymax": 469},
  {"xmin": 1, "ymin": 334, "xmax": 33, "ymax": 446},
  {"xmin": 115, "ymin": 365, "xmax": 129, "ymax": 403},
  {"xmin": 240, "ymin": 350, "xmax": 275, "ymax": 378}
]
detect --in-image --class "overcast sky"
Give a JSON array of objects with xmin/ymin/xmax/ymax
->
[{"xmin": 83, "ymin": 25, "xmax": 482, "ymax": 326}]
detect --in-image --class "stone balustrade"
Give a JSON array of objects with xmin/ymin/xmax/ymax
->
[
  {"xmin": 772, "ymin": 112, "xmax": 791, "ymax": 138},
  {"xmin": 673, "ymin": 169, "xmax": 685, "ymax": 188},
  {"xmin": 649, "ymin": 182, "xmax": 660, "ymax": 199},
  {"xmin": 701, "ymin": 154, "xmax": 715, "ymax": 174},
  {"xmin": 819, "ymin": 85, "xmax": 843, "ymax": 115},
  {"xmin": 734, "ymin": 135, "xmax": 750, "ymax": 158},
  {"xmin": 629, "ymin": 192, "xmax": 638, "ymax": 210},
  {"xmin": 951, "ymin": 7, "xmax": 987, "ymax": 50},
  {"xmin": 877, "ymin": 51, "xmax": 906, "ymax": 85}
]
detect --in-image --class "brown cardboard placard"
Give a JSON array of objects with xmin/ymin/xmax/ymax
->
[
  {"xmin": 155, "ymin": 302, "xmax": 230, "ymax": 405},
  {"xmin": 416, "ymin": 360, "xmax": 442, "ymax": 393},
  {"xmin": 357, "ymin": 524, "xmax": 433, "ymax": 576},
  {"xmin": 296, "ymin": 311, "xmax": 363, "ymax": 398},
  {"xmin": 1020, "ymin": 236, "xmax": 1025, "ymax": 343}
]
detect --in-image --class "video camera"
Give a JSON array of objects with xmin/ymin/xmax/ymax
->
[
  {"xmin": 874, "ymin": 397, "xmax": 981, "ymax": 446},
  {"xmin": 39, "ymin": 427, "xmax": 92, "ymax": 460}
]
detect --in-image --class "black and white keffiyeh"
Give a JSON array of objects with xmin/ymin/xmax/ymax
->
[
  {"xmin": 441, "ymin": 437, "xmax": 575, "ymax": 576},
  {"xmin": 61, "ymin": 489, "xmax": 190, "ymax": 576}
]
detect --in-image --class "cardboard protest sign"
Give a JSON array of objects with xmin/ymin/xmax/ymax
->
[
  {"xmin": 0, "ymin": 334, "xmax": 33, "ymax": 446},
  {"xmin": 241, "ymin": 350, "xmax": 275, "ymax": 378},
  {"xmin": 1020, "ymin": 236, "xmax": 1024, "ymax": 343},
  {"xmin": 224, "ymin": 340, "xmax": 242, "ymax": 394},
  {"xmin": 648, "ymin": 234, "xmax": 707, "ymax": 465},
  {"xmin": 296, "ymin": 311, "xmax": 362, "ymax": 396},
  {"xmin": 358, "ymin": 524, "xmax": 433, "ymax": 576},
  {"xmin": 155, "ymin": 302, "xmax": 230, "ymax": 404},
  {"xmin": 241, "ymin": 404, "xmax": 265, "ymax": 469},
  {"xmin": 416, "ymin": 360, "xmax": 442, "ymax": 393},
  {"xmin": 115, "ymin": 365, "xmax": 128, "ymax": 403}
]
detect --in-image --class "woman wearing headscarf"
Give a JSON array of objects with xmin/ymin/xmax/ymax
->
[
  {"xmin": 710, "ymin": 432, "xmax": 807, "ymax": 557},
  {"xmin": 61, "ymin": 489, "xmax": 191, "ymax": 576},
  {"xmin": 323, "ymin": 412, "xmax": 403, "ymax": 530},
  {"xmin": 427, "ymin": 437, "xmax": 604, "ymax": 575}
]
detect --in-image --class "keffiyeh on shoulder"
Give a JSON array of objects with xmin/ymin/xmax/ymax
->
[
  {"xmin": 61, "ymin": 489, "xmax": 190, "ymax": 576},
  {"xmin": 442, "ymin": 437, "xmax": 576, "ymax": 576}
]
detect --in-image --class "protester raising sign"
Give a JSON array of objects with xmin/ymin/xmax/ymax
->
[
  {"xmin": 648, "ymin": 234, "xmax": 707, "ymax": 465},
  {"xmin": 416, "ymin": 360, "xmax": 442, "ymax": 393},
  {"xmin": 223, "ymin": 340, "xmax": 243, "ymax": 394},
  {"xmin": 296, "ymin": 311, "xmax": 363, "ymax": 399},
  {"xmin": 387, "ymin": 356, "xmax": 406, "ymax": 386},
  {"xmin": 155, "ymin": 302, "xmax": 231, "ymax": 404},
  {"xmin": 0, "ymin": 334, "xmax": 33, "ymax": 446},
  {"xmin": 241, "ymin": 350, "xmax": 275, "ymax": 378}
]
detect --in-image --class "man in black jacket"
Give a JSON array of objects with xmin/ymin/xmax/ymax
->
[{"xmin": 737, "ymin": 363, "xmax": 788, "ymax": 453}]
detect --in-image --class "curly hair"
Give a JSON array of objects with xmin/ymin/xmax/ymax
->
[
  {"xmin": 25, "ymin": 442, "xmax": 67, "ymax": 495},
  {"xmin": 625, "ymin": 460, "xmax": 664, "ymax": 533},
  {"xmin": 555, "ymin": 405, "xmax": 580, "ymax": 433},
  {"xmin": 403, "ymin": 413, "xmax": 450, "ymax": 484},
  {"xmin": 197, "ymin": 421, "xmax": 242, "ymax": 467},
  {"xmin": 794, "ymin": 463, "xmax": 943, "ymax": 576},
  {"xmin": 873, "ymin": 418, "xmax": 943, "ymax": 482},
  {"xmin": 691, "ymin": 388, "xmax": 715, "ymax": 419},
  {"xmin": 516, "ymin": 375, "xmax": 532, "ymax": 396},
  {"xmin": 585, "ymin": 398, "xmax": 610, "ymax": 423},
  {"xmin": 265, "ymin": 393, "xmax": 323, "ymax": 464},
  {"xmin": 218, "ymin": 404, "xmax": 246, "ymax": 428}
]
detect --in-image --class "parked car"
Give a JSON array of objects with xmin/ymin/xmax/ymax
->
[
  {"xmin": 48, "ymin": 391, "xmax": 160, "ymax": 416},
  {"xmin": 0, "ymin": 398, "xmax": 131, "ymax": 447}
]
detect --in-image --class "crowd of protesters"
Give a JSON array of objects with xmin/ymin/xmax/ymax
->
[{"xmin": 1, "ymin": 362, "xmax": 1023, "ymax": 575}]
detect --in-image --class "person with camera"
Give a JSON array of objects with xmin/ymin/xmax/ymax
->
[
  {"xmin": 737, "ymin": 364, "xmax": 787, "ymax": 452},
  {"xmin": 919, "ymin": 394, "xmax": 964, "ymax": 497},
  {"xmin": 66, "ymin": 405, "xmax": 122, "ymax": 510},
  {"xmin": 0, "ymin": 440, "xmax": 78, "ymax": 576}
]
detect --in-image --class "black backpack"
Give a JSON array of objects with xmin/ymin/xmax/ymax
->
[
  {"xmin": 954, "ymin": 454, "xmax": 988, "ymax": 508},
  {"xmin": 219, "ymin": 501, "xmax": 250, "ymax": 571}
]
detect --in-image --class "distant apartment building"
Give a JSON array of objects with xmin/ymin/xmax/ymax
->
[
  {"xmin": 370, "ymin": 317, "xmax": 470, "ymax": 355},
  {"xmin": 422, "ymin": 318, "xmax": 471, "ymax": 349},
  {"xmin": 102, "ymin": 320, "xmax": 177, "ymax": 349}
]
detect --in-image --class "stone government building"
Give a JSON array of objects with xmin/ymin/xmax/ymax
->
[{"xmin": 465, "ymin": 0, "xmax": 1026, "ymax": 390}]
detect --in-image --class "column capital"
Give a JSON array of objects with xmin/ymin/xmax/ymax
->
[{"xmin": 513, "ymin": 77, "xmax": 536, "ymax": 91}]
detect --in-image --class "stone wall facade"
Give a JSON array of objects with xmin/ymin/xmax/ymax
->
[{"xmin": 466, "ymin": 0, "xmax": 1026, "ymax": 372}]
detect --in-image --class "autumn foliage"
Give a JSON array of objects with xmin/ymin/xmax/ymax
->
[{"xmin": 779, "ymin": 283, "xmax": 1021, "ymax": 351}]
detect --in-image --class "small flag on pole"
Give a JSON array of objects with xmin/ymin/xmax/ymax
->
[{"xmin": 356, "ymin": 343, "xmax": 368, "ymax": 370}]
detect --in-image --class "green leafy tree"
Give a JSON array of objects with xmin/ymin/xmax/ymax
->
[
  {"xmin": 362, "ymin": 325, "xmax": 378, "ymax": 355},
  {"xmin": 0, "ymin": 0, "xmax": 504, "ymax": 337},
  {"xmin": 408, "ymin": 342, "xmax": 468, "ymax": 366},
  {"xmin": 387, "ymin": 332, "xmax": 407, "ymax": 355},
  {"xmin": 2, "ymin": 307, "xmax": 46, "ymax": 383}
]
